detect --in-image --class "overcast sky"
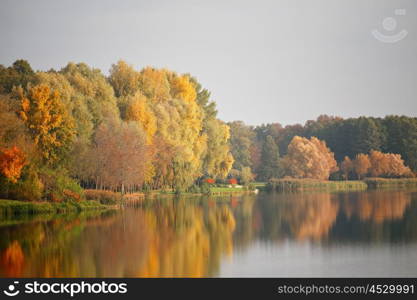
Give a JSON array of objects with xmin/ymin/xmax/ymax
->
[{"xmin": 1, "ymin": 0, "xmax": 416, "ymax": 125}]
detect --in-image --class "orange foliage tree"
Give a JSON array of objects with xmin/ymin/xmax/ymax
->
[
  {"xmin": 282, "ymin": 136, "xmax": 338, "ymax": 180},
  {"xmin": 369, "ymin": 150, "xmax": 412, "ymax": 178},
  {"xmin": 340, "ymin": 156, "xmax": 353, "ymax": 180},
  {"xmin": 0, "ymin": 146, "xmax": 26, "ymax": 183},
  {"xmin": 353, "ymin": 153, "xmax": 371, "ymax": 179}
]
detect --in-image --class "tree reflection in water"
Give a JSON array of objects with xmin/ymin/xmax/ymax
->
[{"xmin": 0, "ymin": 189, "xmax": 417, "ymax": 277}]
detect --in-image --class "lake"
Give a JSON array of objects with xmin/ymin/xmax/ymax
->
[{"xmin": 1, "ymin": 189, "xmax": 417, "ymax": 277}]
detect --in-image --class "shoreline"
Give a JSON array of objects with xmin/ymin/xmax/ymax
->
[
  {"xmin": 266, "ymin": 178, "xmax": 417, "ymax": 192},
  {"xmin": 2, "ymin": 178, "xmax": 417, "ymax": 217},
  {"xmin": 0, "ymin": 199, "xmax": 111, "ymax": 218}
]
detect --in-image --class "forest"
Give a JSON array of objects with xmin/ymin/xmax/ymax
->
[{"xmin": 0, "ymin": 59, "xmax": 416, "ymax": 203}]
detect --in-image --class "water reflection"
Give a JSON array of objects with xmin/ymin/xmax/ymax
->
[{"xmin": 0, "ymin": 189, "xmax": 417, "ymax": 277}]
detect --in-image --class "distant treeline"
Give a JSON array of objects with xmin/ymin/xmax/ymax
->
[{"xmin": 228, "ymin": 115, "xmax": 417, "ymax": 181}]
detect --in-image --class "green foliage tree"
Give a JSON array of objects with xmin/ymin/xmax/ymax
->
[
  {"xmin": 0, "ymin": 59, "xmax": 37, "ymax": 93},
  {"xmin": 258, "ymin": 135, "xmax": 282, "ymax": 180},
  {"xmin": 228, "ymin": 121, "xmax": 254, "ymax": 171}
]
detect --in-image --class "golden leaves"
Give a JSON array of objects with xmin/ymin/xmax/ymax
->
[
  {"xmin": 19, "ymin": 84, "xmax": 75, "ymax": 163},
  {"xmin": 0, "ymin": 146, "xmax": 26, "ymax": 183},
  {"xmin": 139, "ymin": 67, "xmax": 171, "ymax": 102},
  {"xmin": 283, "ymin": 136, "xmax": 338, "ymax": 180},
  {"xmin": 170, "ymin": 75, "xmax": 197, "ymax": 103},
  {"xmin": 125, "ymin": 92, "xmax": 157, "ymax": 144}
]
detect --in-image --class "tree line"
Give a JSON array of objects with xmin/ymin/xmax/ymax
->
[
  {"xmin": 228, "ymin": 115, "xmax": 416, "ymax": 181},
  {"xmin": 0, "ymin": 59, "xmax": 233, "ymax": 201},
  {"xmin": 0, "ymin": 59, "xmax": 416, "ymax": 202}
]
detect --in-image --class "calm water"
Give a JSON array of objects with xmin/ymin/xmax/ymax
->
[{"xmin": 1, "ymin": 189, "xmax": 417, "ymax": 277}]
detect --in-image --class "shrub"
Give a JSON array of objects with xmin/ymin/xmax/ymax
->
[
  {"xmin": 39, "ymin": 168, "xmax": 84, "ymax": 202},
  {"xmin": 228, "ymin": 178, "xmax": 238, "ymax": 185},
  {"xmin": 9, "ymin": 166, "xmax": 43, "ymax": 201},
  {"xmin": 205, "ymin": 178, "xmax": 215, "ymax": 184},
  {"xmin": 187, "ymin": 184, "xmax": 201, "ymax": 194},
  {"xmin": 84, "ymin": 189, "xmax": 121, "ymax": 205},
  {"xmin": 200, "ymin": 183, "xmax": 211, "ymax": 195}
]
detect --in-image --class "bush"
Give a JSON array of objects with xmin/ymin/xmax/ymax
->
[
  {"xmin": 228, "ymin": 178, "xmax": 238, "ymax": 185},
  {"xmin": 39, "ymin": 168, "xmax": 84, "ymax": 202},
  {"xmin": 9, "ymin": 166, "xmax": 43, "ymax": 201},
  {"xmin": 84, "ymin": 189, "xmax": 121, "ymax": 205},
  {"xmin": 200, "ymin": 183, "xmax": 211, "ymax": 195},
  {"xmin": 187, "ymin": 184, "xmax": 201, "ymax": 194},
  {"xmin": 205, "ymin": 178, "xmax": 215, "ymax": 184}
]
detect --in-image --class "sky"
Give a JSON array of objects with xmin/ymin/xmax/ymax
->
[{"xmin": 1, "ymin": 0, "xmax": 416, "ymax": 126}]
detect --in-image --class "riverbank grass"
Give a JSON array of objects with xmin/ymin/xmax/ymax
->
[
  {"xmin": 364, "ymin": 178, "xmax": 417, "ymax": 188},
  {"xmin": 266, "ymin": 178, "xmax": 368, "ymax": 192},
  {"xmin": 0, "ymin": 199, "xmax": 107, "ymax": 217}
]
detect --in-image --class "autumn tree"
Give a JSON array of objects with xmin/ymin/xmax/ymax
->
[
  {"xmin": 108, "ymin": 60, "xmax": 140, "ymax": 97},
  {"xmin": 138, "ymin": 67, "xmax": 171, "ymax": 102},
  {"xmin": 19, "ymin": 84, "xmax": 76, "ymax": 164},
  {"xmin": 353, "ymin": 153, "xmax": 371, "ymax": 179},
  {"xmin": 125, "ymin": 91, "xmax": 157, "ymax": 144},
  {"xmin": 200, "ymin": 119, "xmax": 233, "ymax": 179},
  {"xmin": 340, "ymin": 156, "xmax": 353, "ymax": 180},
  {"xmin": 192, "ymin": 77, "xmax": 233, "ymax": 180},
  {"xmin": 282, "ymin": 136, "xmax": 338, "ymax": 180},
  {"xmin": 0, "ymin": 146, "xmax": 26, "ymax": 183},
  {"xmin": 0, "ymin": 95, "xmax": 34, "ymax": 155},
  {"xmin": 169, "ymin": 74, "xmax": 197, "ymax": 103},
  {"xmin": 36, "ymin": 71, "xmax": 94, "ymax": 141},
  {"xmin": 87, "ymin": 118, "xmax": 149, "ymax": 192},
  {"xmin": 60, "ymin": 62, "xmax": 120, "ymax": 127},
  {"xmin": 369, "ymin": 150, "xmax": 412, "ymax": 178},
  {"xmin": 240, "ymin": 167, "xmax": 254, "ymax": 185}
]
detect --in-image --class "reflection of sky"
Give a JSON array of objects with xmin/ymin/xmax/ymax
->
[
  {"xmin": 1, "ymin": 0, "xmax": 416, "ymax": 125},
  {"xmin": 219, "ymin": 241, "xmax": 417, "ymax": 277}
]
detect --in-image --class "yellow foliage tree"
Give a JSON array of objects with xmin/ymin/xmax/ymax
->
[
  {"xmin": 19, "ymin": 84, "xmax": 75, "ymax": 163},
  {"xmin": 169, "ymin": 75, "xmax": 197, "ymax": 102},
  {"xmin": 138, "ymin": 67, "xmax": 170, "ymax": 102},
  {"xmin": 203, "ymin": 119, "xmax": 234, "ymax": 178},
  {"xmin": 125, "ymin": 92, "xmax": 157, "ymax": 144},
  {"xmin": 109, "ymin": 60, "xmax": 140, "ymax": 97}
]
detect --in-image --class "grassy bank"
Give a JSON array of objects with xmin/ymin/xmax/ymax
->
[
  {"xmin": 210, "ymin": 186, "xmax": 257, "ymax": 195},
  {"xmin": 266, "ymin": 178, "xmax": 368, "ymax": 192},
  {"xmin": 0, "ymin": 199, "xmax": 107, "ymax": 217},
  {"xmin": 364, "ymin": 178, "xmax": 417, "ymax": 188}
]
